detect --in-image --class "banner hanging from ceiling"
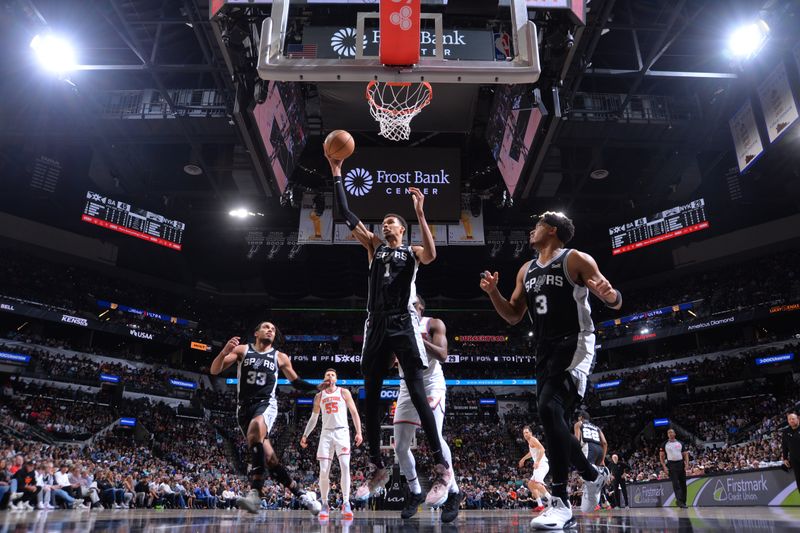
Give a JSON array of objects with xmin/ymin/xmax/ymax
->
[
  {"xmin": 729, "ymin": 100, "xmax": 764, "ymax": 173},
  {"xmin": 756, "ymin": 62, "xmax": 799, "ymax": 144},
  {"xmin": 298, "ymin": 193, "xmax": 333, "ymax": 244}
]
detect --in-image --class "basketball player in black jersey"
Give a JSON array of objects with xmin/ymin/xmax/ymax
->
[
  {"xmin": 480, "ymin": 211, "xmax": 621, "ymax": 529},
  {"xmin": 210, "ymin": 321, "xmax": 325, "ymax": 515},
  {"xmin": 328, "ymin": 154, "xmax": 453, "ymax": 509},
  {"xmin": 574, "ymin": 411, "xmax": 610, "ymax": 510}
]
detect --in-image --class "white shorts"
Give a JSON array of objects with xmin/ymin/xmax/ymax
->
[
  {"xmin": 531, "ymin": 461, "xmax": 550, "ymax": 484},
  {"xmin": 392, "ymin": 385, "xmax": 445, "ymax": 426},
  {"xmin": 237, "ymin": 400, "xmax": 278, "ymax": 437},
  {"xmin": 317, "ymin": 427, "xmax": 351, "ymax": 461}
]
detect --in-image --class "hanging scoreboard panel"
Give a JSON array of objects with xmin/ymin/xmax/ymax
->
[
  {"xmin": 609, "ymin": 199, "xmax": 709, "ymax": 255},
  {"xmin": 82, "ymin": 191, "xmax": 185, "ymax": 251}
]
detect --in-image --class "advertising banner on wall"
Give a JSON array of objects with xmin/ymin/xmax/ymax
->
[
  {"xmin": 729, "ymin": 100, "xmax": 765, "ymax": 173},
  {"xmin": 629, "ymin": 468, "xmax": 800, "ymax": 507},
  {"xmin": 298, "ymin": 193, "xmax": 333, "ymax": 244},
  {"xmin": 757, "ymin": 62, "xmax": 799, "ymax": 143},
  {"xmin": 448, "ymin": 210, "xmax": 485, "ymax": 245}
]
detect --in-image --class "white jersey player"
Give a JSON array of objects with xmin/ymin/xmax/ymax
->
[
  {"xmin": 301, "ymin": 369, "xmax": 362, "ymax": 520},
  {"xmin": 393, "ymin": 295, "xmax": 462, "ymax": 524},
  {"xmin": 519, "ymin": 426, "xmax": 550, "ymax": 512}
]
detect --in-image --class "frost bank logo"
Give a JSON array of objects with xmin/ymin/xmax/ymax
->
[
  {"xmin": 344, "ymin": 168, "xmax": 373, "ymax": 196},
  {"xmin": 330, "ymin": 28, "xmax": 366, "ymax": 58},
  {"xmin": 634, "ymin": 485, "xmax": 663, "ymax": 504}
]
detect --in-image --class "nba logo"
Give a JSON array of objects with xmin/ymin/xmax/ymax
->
[{"xmin": 494, "ymin": 32, "xmax": 511, "ymax": 60}]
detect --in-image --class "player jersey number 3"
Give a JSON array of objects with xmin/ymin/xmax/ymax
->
[
  {"xmin": 582, "ymin": 426, "xmax": 600, "ymax": 442},
  {"xmin": 534, "ymin": 295, "xmax": 548, "ymax": 315}
]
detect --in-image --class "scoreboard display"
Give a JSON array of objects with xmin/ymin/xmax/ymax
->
[
  {"xmin": 82, "ymin": 191, "xmax": 185, "ymax": 251},
  {"xmin": 609, "ymin": 199, "xmax": 709, "ymax": 255}
]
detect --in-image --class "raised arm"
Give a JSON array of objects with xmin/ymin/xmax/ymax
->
[
  {"xmin": 328, "ymin": 156, "xmax": 382, "ymax": 259},
  {"xmin": 409, "ymin": 187, "xmax": 436, "ymax": 265},
  {"xmin": 210, "ymin": 337, "xmax": 244, "ymax": 375},
  {"xmin": 300, "ymin": 393, "xmax": 322, "ymax": 448},
  {"xmin": 480, "ymin": 262, "xmax": 530, "ymax": 325},
  {"xmin": 342, "ymin": 388, "xmax": 363, "ymax": 447},
  {"xmin": 568, "ymin": 251, "xmax": 622, "ymax": 310},
  {"xmin": 423, "ymin": 317, "xmax": 448, "ymax": 362}
]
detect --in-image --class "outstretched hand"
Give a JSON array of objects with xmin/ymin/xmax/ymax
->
[
  {"xmin": 325, "ymin": 153, "xmax": 343, "ymax": 176},
  {"xmin": 409, "ymin": 187, "xmax": 425, "ymax": 214},
  {"xmin": 480, "ymin": 271, "xmax": 499, "ymax": 294},
  {"xmin": 223, "ymin": 336, "xmax": 240, "ymax": 355},
  {"xmin": 586, "ymin": 278, "xmax": 617, "ymax": 305},
  {"xmin": 317, "ymin": 379, "xmax": 332, "ymax": 391}
]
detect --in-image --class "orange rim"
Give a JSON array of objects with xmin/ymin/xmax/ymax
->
[{"xmin": 366, "ymin": 81, "xmax": 433, "ymax": 117}]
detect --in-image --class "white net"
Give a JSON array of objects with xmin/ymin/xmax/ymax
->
[{"xmin": 366, "ymin": 81, "xmax": 433, "ymax": 141}]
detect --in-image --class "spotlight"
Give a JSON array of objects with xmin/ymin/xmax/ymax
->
[
  {"xmin": 640, "ymin": 328, "xmax": 650, "ymax": 334},
  {"xmin": 728, "ymin": 21, "xmax": 769, "ymax": 59},
  {"xmin": 528, "ymin": 331, "xmax": 534, "ymax": 337},
  {"xmin": 30, "ymin": 33, "xmax": 76, "ymax": 73},
  {"xmin": 229, "ymin": 208, "xmax": 249, "ymax": 218}
]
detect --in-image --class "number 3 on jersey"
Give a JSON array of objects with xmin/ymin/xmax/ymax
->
[{"xmin": 534, "ymin": 295, "xmax": 548, "ymax": 315}]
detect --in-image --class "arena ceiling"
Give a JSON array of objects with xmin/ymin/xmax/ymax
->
[{"xmin": 1, "ymin": 0, "xmax": 799, "ymax": 301}]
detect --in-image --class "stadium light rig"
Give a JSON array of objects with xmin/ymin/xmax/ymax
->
[
  {"xmin": 728, "ymin": 21, "xmax": 769, "ymax": 59},
  {"xmin": 228, "ymin": 208, "xmax": 264, "ymax": 218},
  {"xmin": 30, "ymin": 33, "xmax": 76, "ymax": 73}
]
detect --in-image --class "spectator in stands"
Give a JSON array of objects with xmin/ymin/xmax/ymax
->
[{"xmin": 14, "ymin": 461, "xmax": 40, "ymax": 509}]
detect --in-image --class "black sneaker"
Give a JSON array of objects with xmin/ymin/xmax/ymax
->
[
  {"xmin": 440, "ymin": 491, "xmax": 463, "ymax": 523},
  {"xmin": 400, "ymin": 491, "xmax": 426, "ymax": 519}
]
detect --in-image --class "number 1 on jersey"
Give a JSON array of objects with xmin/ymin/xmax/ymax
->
[
  {"xmin": 384, "ymin": 262, "xmax": 391, "ymax": 278},
  {"xmin": 535, "ymin": 294, "xmax": 548, "ymax": 315}
]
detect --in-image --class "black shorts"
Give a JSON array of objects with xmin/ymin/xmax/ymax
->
[
  {"xmin": 237, "ymin": 400, "xmax": 278, "ymax": 437},
  {"xmin": 361, "ymin": 311, "xmax": 428, "ymax": 377},
  {"xmin": 535, "ymin": 336, "xmax": 592, "ymax": 398},
  {"xmin": 586, "ymin": 442, "xmax": 604, "ymax": 465}
]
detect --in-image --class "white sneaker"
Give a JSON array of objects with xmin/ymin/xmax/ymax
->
[
  {"xmin": 530, "ymin": 496, "xmax": 575, "ymax": 530},
  {"xmin": 114, "ymin": 503, "xmax": 122, "ymax": 509},
  {"xmin": 425, "ymin": 463, "xmax": 453, "ymax": 508},
  {"xmin": 9, "ymin": 502, "xmax": 19, "ymax": 511},
  {"xmin": 24, "ymin": 501, "xmax": 34, "ymax": 511},
  {"xmin": 45, "ymin": 503, "xmax": 56, "ymax": 510},
  {"xmin": 36, "ymin": 503, "xmax": 45, "ymax": 510},
  {"xmin": 237, "ymin": 489, "xmax": 261, "ymax": 514},
  {"xmin": 74, "ymin": 502, "xmax": 89, "ymax": 510},
  {"xmin": 299, "ymin": 491, "xmax": 321, "ymax": 516},
  {"xmin": 580, "ymin": 465, "xmax": 608, "ymax": 512}
]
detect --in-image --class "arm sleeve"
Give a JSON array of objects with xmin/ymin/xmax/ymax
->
[
  {"xmin": 291, "ymin": 378, "xmax": 318, "ymax": 392},
  {"xmin": 334, "ymin": 177, "xmax": 361, "ymax": 230},
  {"xmin": 303, "ymin": 412, "xmax": 319, "ymax": 439}
]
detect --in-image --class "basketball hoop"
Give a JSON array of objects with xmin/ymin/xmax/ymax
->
[{"xmin": 366, "ymin": 81, "xmax": 433, "ymax": 141}]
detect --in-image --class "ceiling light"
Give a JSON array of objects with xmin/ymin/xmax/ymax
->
[
  {"xmin": 229, "ymin": 208, "xmax": 249, "ymax": 218},
  {"xmin": 183, "ymin": 164, "xmax": 203, "ymax": 176},
  {"xmin": 640, "ymin": 328, "xmax": 650, "ymax": 334},
  {"xmin": 728, "ymin": 21, "xmax": 769, "ymax": 59},
  {"xmin": 30, "ymin": 33, "xmax": 76, "ymax": 73},
  {"xmin": 590, "ymin": 169, "xmax": 609, "ymax": 180}
]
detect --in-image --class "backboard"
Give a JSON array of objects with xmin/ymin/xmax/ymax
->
[{"xmin": 256, "ymin": 0, "xmax": 540, "ymax": 84}]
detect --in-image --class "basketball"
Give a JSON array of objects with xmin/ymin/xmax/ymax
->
[{"xmin": 324, "ymin": 130, "xmax": 355, "ymax": 160}]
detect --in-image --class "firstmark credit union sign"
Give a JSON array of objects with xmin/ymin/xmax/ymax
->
[{"xmin": 303, "ymin": 27, "xmax": 496, "ymax": 61}]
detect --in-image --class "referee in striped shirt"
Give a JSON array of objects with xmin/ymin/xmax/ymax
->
[{"xmin": 659, "ymin": 429, "xmax": 689, "ymax": 508}]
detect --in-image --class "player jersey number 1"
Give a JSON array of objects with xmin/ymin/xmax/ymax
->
[
  {"xmin": 534, "ymin": 295, "xmax": 548, "ymax": 315},
  {"xmin": 246, "ymin": 371, "xmax": 268, "ymax": 386}
]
